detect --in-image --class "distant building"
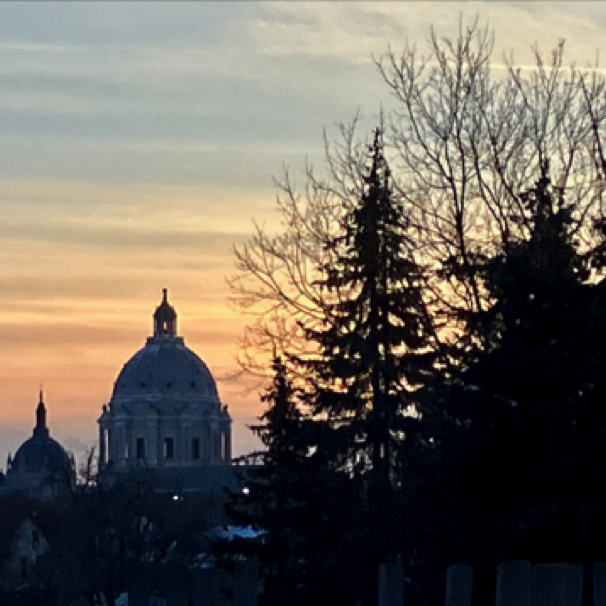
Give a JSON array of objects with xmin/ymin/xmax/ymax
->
[
  {"xmin": 98, "ymin": 290, "xmax": 234, "ymax": 493},
  {"xmin": 2, "ymin": 394, "xmax": 75, "ymax": 500},
  {"xmin": 0, "ymin": 516, "xmax": 49, "ymax": 590}
]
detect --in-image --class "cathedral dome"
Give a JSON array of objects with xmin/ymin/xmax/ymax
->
[
  {"xmin": 11, "ymin": 436, "xmax": 72, "ymax": 475},
  {"xmin": 111, "ymin": 289, "xmax": 219, "ymax": 401},
  {"xmin": 5, "ymin": 394, "xmax": 74, "ymax": 499},
  {"xmin": 99, "ymin": 290, "xmax": 232, "ymax": 474}
]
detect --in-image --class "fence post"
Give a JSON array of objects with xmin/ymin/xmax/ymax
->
[
  {"xmin": 233, "ymin": 560, "xmax": 259, "ymax": 606},
  {"xmin": 594, "ymin": 563, "xmax": 606, "ymax": 606},
  {"xmin": 533, "ymin": 563, "xmax": 583, "ymax": 606},
  {"xmin": 496, "ymin": 561, "xmax": 532, "ymax": 606},
  {"xmin": 378, "ymin": 559, "xmax": 404, "ymax": 606},
  {"xmin": 191, "ymin": 567, "xmax": 221, "ymax": 606},
  {"xmin": 166, "ymin": 563, "xmax": 189, "ymax": 606},
  {"xmin": 445, "ymin": 565, "xmax": 473, "ymax": 606},
  {"xmin": 128, "ymin": 562, "xmax": 151, "ymax": 606}
]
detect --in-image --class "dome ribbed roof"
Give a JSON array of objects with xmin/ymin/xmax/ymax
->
[
  {"xmin": 112, "ymin": 338, "xmax": 218, "ymax": 400},
  {"xmin": 111, "ymin": 290, "xmax": 219, "ymax": 401}
]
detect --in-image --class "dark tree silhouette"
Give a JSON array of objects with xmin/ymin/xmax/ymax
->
[
  {"xmin": 288, "ymin": 129, "xmax": 438, "ymax": 605},
  {"xmin": 221, "ymin": 358, "xmax": 355, "ymax": 606},
  {"xmin": 230, "ymin": 21, "xmax": 606, "ymax": 381},
  {"xmin": 433, "ymin": 167, "xmax": 606, "ymax": 566},
  {"xmin": 226, "ymin": 19, "xmax": 606, "ymax": 605},
  {"xmin": 301, "ymin": 129, "xmax": 436, "ymax": 490}
]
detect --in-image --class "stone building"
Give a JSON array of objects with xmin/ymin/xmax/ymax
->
[
  {"xmin": 2, "ymin": 394, "xmax": 75, "ymax": 500},
  {"xmin": 98, "ymin": 290, "xmax": 233, "ymax": 489}
]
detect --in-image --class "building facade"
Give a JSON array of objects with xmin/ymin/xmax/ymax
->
[{"xmin": 98, "ymin": 290, "xmax": 232, "ymax": 476}]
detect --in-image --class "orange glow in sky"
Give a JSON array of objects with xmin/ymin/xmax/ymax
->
[
  {"xmin": 0, "ymin": 179, "xmax": 273, "ymax": 464},
  {"xmin": 1, "ymin": 2, "xmax": 603, "ymax": 467}
]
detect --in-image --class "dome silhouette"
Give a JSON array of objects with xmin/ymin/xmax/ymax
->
[
  {"xmin": 112, "ymin": 336, "xmax": 219, "ymax": 400},
  {"xmin": 98, "ymin": 289, "xmax": 231, "ymax": 475},
  {"xmin": 11, "ymin": 436, "xmax": 72, "ymax": 474},
  {"xmin": 4, "ymin": 393, "xmax": 74, "ymax": 499}
]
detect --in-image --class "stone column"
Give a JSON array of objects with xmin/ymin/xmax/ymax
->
[
  {"xmin": 224, "ymin": 428, "xmax": 232, "ymax": 463},
  {"xmin": 147, "ymin": 421, "xmax": 158, "ymax": 466},
  {"xmin": 107, "ymin": 428, "xmax": 115, "ymax": 462},
  {"xmin": 210, "ymin": 423, "xmax": 219, "ymax": 463},
  {"xmin": 175, "ymin": 422, "xmax": 183, "ymax": 464},
  {"xmin": 120, "ymin": 424, "xmax": 128, "ymax": 464},
  {"xmin": 98, "ymin": 426, "xmax": 106, "ymax": 467},
  {"xmin": 114, "ymin": 423, "xmax": 126, "ymax": 465},
  {"xmin": 126, "ymin": 423, "xmax": 134, "ymax": 463},
  {"xmin": 184, "ymin": 424, "xmax": 191, "ymax": 463},
  {"xmin": 203, "ymin": 426, "xmax": 211, "ymax": 463},
  {"xmin": 215, "ymin": 424, "xmax": 221, "ymax": 462}
]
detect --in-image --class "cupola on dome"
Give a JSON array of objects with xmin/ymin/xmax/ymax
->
[
  {"xmin": 111, "ymin": 289, "xmax": 218, "ymax": 400},
  {"xmin": 154, "ymin": 288, "xmax": 177, "ymax": 337}
]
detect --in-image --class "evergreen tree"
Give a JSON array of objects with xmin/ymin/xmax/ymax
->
[
  {"xmin": 297, "ymin": 129, "xmax": 438, "ymax": 602},
  {"xmin": 394, "ymin": 165, "xmax": 606, "ymax": 602},
  {"xmin": 441, "ymin": 166, "xmax": 603, "ymax": 563},
  {"xmin": 222, "ymin": 359, "xmax": 354, "ymax": 606},
  {"xmin": 305, "ymin": 128, "xmax": 435, "ymax": 478}
]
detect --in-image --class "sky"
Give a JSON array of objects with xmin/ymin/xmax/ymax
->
[{"xmin": 1, "ymin": 2, "xmax": 604, "ymax": 466}]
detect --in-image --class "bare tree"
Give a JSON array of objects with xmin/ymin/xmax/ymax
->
[
  {"xmin": 227, "ymin": 113, "xmax": 373, "ymax": 378},
  {"xmin": 77, "ymin": 446, "xmax": 98, "ymax": 490},
  {"xmin": 378, "ymin": 20, "xmax": 606, "ymax": 326},
  {"xmin": 229, "ymin": 16, "xmax": 606, "ymax": 377}
]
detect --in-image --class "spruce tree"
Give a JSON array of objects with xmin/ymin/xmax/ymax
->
[
  {"xmin": 221, "ymin": 359, "xmax": 302, "ymax": 603},
  {"xmin": 442, "ymin": 167, "xmax": 600, "ymax": 563},
  {"xmin": 222, "ymin": 359, "xmax": 353, "ymax": 606},
  {"xmin": 298, "ymin": 128, "xmax": 437, "ymax": 598},
  {"xmin": 227, "ymin": 131, "xmax": 439, "ymax": 605},
  {"xmin": 400, "ymin": 166, "xmax": 606, "ymax": 598}
]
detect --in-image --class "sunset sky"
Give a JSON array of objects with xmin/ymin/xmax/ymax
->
[{"xmin": 1, "ymin": 2, "xmax": 604, "ymax": 466}]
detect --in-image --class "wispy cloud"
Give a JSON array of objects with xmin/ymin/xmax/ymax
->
[{"xmin": 1, "ymin": 1, "xmax": 605, "ymax": 466}]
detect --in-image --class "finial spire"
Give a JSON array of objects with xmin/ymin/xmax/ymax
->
[
  {"xmin": 34, "ymin": 391, "xmax": 49, "ymax": 438},
  {"xmin": 162, "ymin": 287, "xmax": 168, "ymax": 302}
]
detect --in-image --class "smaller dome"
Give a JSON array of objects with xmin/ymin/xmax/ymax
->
[
  {"xmin": 11, "ymin": 436, "xmax": 72, "ymax": 475},
  {"xmin": 5, "ymin": 393, "xmax": 74, "ymax": 498}
]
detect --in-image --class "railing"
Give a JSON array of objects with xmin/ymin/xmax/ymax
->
[{"xmin": 231, "ymin": 452, "xmax": 264, "ymax": 466}]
